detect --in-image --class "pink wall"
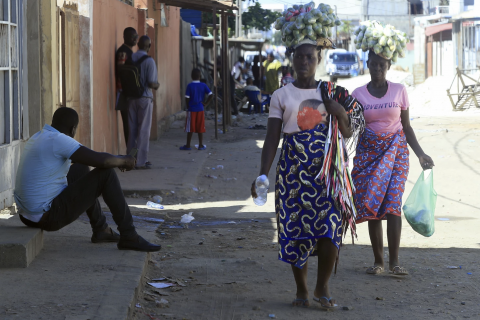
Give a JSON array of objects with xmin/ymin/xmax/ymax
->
[
  {"xmin": 91, "ymin": 0, "xmax": 181, "ymax": 153},
  {"xmin": 92, "ymin": 0, "xmax": 139, "ymax": 153},
  {"xmin": 151, "ymin": 6, "xmax": 182, "ymax": 126}
]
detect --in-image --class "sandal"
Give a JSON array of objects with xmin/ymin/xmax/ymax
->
[
  {"xmin": 366, "ymin": 265, "xmax": 384, "ymax": 275},
  {"xmin": 179, "ymin": 145, "xmax": 192, "ymax": 151},
  {"xmin": 390, "ymin": 266, "xmax": 409, "ymax": 275},
  {"xmin": 313, "ymin": 296, "xmax": 337, "ymax": 311},
  {"xmin": 292, "ymin": 298, "xmax": 309, "ymax": 308}
]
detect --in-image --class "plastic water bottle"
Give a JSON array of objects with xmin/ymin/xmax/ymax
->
[
  {"xmin": 253, "ymin": 175, "xmax": 269, "ymax": 206},
  {"xmin": 146, "ymin": 201, "xmax": 164, "ymax": 210}
]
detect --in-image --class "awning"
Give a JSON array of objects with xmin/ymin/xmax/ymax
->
[
  {"xmin": 425, "ymin": 22, "xmax": 452, "ymax": 36},
  {"xmin": 159, "ymin": 0, "xmax": 237, "ymax": 12},
  {"xmin": 202, "ymin": 38, "xmax": 265, "ymax": 51}
]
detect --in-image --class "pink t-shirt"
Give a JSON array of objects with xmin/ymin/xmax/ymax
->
[
  {"xmin": 269, "ymin": 83, "xmax": 329, "ymax": 134},
  {"xmin": 352, "ymin": 81, "xmax": 409, "ymax": 133}
]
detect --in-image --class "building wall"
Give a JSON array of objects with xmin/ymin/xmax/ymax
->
[
  {"xmin": 1, "ymin": 0, "xmax": 29, "ymax": 210},
  {"xmin": 91, "ymin": 0, "xmax": 140, "ymax": 153},
  {"xmin": 366, "ymin": 0, "xmax": 409, "ymax": 16},
  {"xmin": 148, "ymin": 3, "xmax": 182, "ymax": 136}
]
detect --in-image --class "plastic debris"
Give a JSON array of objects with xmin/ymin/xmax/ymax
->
[
  {"xmin": 446, "ymin": 266, "xmax": 461, "ymax": 269},
  {"xmin": 146, "ymin": 201, "xmax": 164, "ymax": 210},
  {"xmin": 205, "ymin": 175, "xmax": 218, "ymax": 179},
  {"xmin": 135, "ymin": 303, "xmax": 141, "ymax": 308},
  {"xmin": 180, "ymin": 212, "xmax": 195, "ymax": 224},
  {"xmin": 155, "ymin": 298, "xmax": 169, "ymax": 308},
  {"xmin": 192, "ymin": 187, "xmax": 199, "ymax": 192},
  {"xmin": 152, "ymin": 195, "xmax": 163, "ymax": 204},
  {"xmin": 217, "ymin": 165, "xmax": 224, "ymax": 169},
  {"xmin": 269, "ymin": 314, "xmax": 276, "ymax": 318},
  {"xmin": 467, "ymin": 272, "xmax": 473, "ymax": 275},
  {"xmin": 437, "ymin": 218, "xmax": 450, "ymax": 221},
  {"xmin": 148, "ymin": 282, "xmax": 176, "ymax": 289}
]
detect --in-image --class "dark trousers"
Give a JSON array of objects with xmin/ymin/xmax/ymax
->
[
  {"xmin": 116, "ymin": 91, "xmax": 130, "ymax": 147},
  {"xmin": 229, "ymin": 75, "xmax": 238, "ymax": 115},
  {"xmin": 20, "ymin": 164, "xmax": 137, "ymax": 237},
  {"xmin": 120, "ymin": 108, "xmax": 129, "ymax": 146}
]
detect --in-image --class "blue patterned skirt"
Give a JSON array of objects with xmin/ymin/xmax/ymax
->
[{"xmin": 275, "ymin": 124, "xmax": 343, "ymax": 269}]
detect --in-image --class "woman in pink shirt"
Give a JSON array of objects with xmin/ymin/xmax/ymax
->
[{"xmin": 351, "ymin": 51, "xmax": 434, "ymax": 276}]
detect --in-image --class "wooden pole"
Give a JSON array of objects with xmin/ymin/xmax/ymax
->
[
  {"xmin": 213, "ymin": 7, "xmax": 218, "ymax": 139},
  {"xmin": 221, "ymin": 12, "xmax": 228, "ymax": 133}
]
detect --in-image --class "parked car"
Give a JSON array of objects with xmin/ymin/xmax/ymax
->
[{"xmin": 326, "ymin": 52, "xmax": 363, "ymax": 82}]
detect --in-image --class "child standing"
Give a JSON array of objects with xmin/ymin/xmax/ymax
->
[{"xmin": 180, "ymin": 68, "xmax": 213, "ymax": 151}]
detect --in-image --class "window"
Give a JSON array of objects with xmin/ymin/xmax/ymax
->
[
  {"xmin": 160, "ymin": 4, "xmax": 168, "ymax": 27},
  {"xmin": 410, "ymin": 3, "xmax": 423, "ymax": 15},
  {"xmin": 0, "ymin": 0, "xmax": 21, "ymax": 145}
]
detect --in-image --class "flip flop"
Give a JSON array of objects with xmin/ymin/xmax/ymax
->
[
  {"xmin": 135, "ymin": 165, "xmax": 151, "ymax": 170},
  {"xmin": 179, "ymin": 145, "xmax": 192, "ymax": 151},
  {"xmin": 313, "ymin": 296, "xmax": 337, "ymax": 311},
  {"xmin": 146, "ymin": 161, "xmax": 152, "ymax": 166},
  {"xmin": 390, "ymin": 266, "xmax": 409, "ymax": 276},
  {"xmin": 366, "ymin": 265, "xmax": 384, "ymax": 275},
  {"xmin": 198, "ymin": 145, "xmax": 207, "ymax": 150},
  {"xmin": 292, "ymin": 298, "xmax": 309, "ymax": 308}
]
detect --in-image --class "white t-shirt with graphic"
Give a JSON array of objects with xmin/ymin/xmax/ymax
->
[{"xmin": 269, "ymin": 83, "xmax": 329, "ymax": 134}]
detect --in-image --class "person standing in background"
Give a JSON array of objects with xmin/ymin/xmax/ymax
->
[
  {"xmin": 116, "ymin": 27, "xmax": 138, "ymax": 149},
  {"xmin": 232, "ymin": 57, "xmax": 245, "ymax": 82},
  {"xmin": 263, "ymin": 53, "xmax": 282, "ymax": 95},
  {"xmin": 126, "ymin": 36, "xmax": 160, "ymax": 170}
]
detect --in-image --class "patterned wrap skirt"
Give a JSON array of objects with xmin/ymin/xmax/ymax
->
[
  {"xmin": 351, "ymin": 128, "xmax": 409, "ymax": 224},
  {"xmin": 276, "ymin": 124, "xmax": 343, "ymax": 269}
]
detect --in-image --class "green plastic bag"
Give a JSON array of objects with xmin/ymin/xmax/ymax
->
[{"xmin": 403, "ymin": 170, "xmax": 437, "ymax": 237}]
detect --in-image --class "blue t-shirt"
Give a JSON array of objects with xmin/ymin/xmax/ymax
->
[
  {"xmin": 185, "ymin": 81, "xmax": 212, "ymax": 112},
  {"xmin": 14, "ymin": 124, "xmax": 81, "ymax": 222}
]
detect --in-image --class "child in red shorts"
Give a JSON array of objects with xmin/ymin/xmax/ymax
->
[{"xmin": 180, "ymin": 68, "xmax": 213, "ymax": 151}]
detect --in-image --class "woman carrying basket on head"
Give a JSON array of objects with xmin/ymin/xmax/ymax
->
[
  {"xmin": 351, "ymin": 22, "xmax": 434, "ymax": 276},
  {"xmin": 251, "ymin": 2, "xmax": 365, "ymax": 309}
]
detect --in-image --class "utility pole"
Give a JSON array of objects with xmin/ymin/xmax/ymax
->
[
  {"xmin": 334, "ymin": 5, "xmax": 337, "ymax": 44},
  {"xmin": 239, "ymin": 1, "xmax": 242, "ymax": 38},
  {"xmin": 235, "ymin": 0, "xmax": 243, "ymax": 38}
]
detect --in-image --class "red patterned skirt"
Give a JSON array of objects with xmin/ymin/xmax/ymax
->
[{"xmin": 351, "ymin": 128, "xmax": 409, "ymax": 224}]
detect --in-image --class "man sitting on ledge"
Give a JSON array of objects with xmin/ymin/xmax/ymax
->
[{"xmin": 14, "ymin": 107, "xmax": 160, "ymax": 252}]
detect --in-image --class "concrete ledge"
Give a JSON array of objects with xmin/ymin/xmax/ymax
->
[{"xmin": 0, "ymin": 226, "xmax": 43, "ymax": 268}]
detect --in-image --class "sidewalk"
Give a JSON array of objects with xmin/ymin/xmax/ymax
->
[
  {"xmin": 0, "ymin": 211, "xmax": 155, "ymax": 320},
  {"xmin": 117, "ymin": 118, "xmax": 213, "ymax": 197}
]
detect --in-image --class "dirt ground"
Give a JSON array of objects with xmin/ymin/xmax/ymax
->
[{"xmin": 130, "ymin": 72, "xmax": 480, "ymax": 320}]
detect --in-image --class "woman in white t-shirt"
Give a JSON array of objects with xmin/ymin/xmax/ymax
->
[{"xmin": 251, "ymin": 40, "xmax": 362, "ymax": 310}]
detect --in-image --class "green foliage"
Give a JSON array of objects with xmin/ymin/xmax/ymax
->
[
  {"xmin": 272, "ymin": 31, "xmax": 282, "ymax": 46},
  {"xmin": 339, "ymin": 20, "xmax": 354, "ymax": 37},
  {"xmin": 242, "ymin": 2, "xmax": 282, "ymax": 31}
]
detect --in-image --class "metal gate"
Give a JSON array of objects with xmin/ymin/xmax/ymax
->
[{"xmin": 0, "ymin": 0, "xmax": 23, "ymax": 145}]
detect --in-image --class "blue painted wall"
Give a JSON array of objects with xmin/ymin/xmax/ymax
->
[{"xmin": 180, "ymin": 9, "xmax": 202, "ymax": 29}]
